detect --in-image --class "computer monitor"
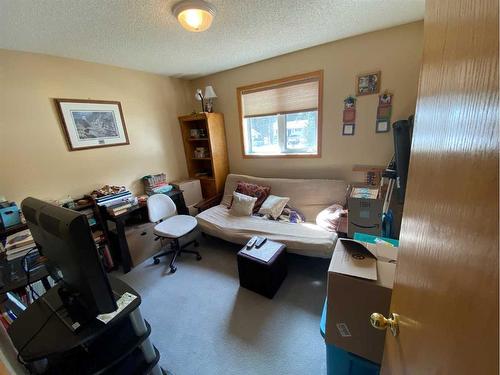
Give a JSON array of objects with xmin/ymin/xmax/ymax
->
[{"xmin": 21, "ymin": 197, "xmax": 117, "ymax": 330}]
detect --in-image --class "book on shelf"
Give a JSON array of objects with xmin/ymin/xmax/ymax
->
[
  {"xmin": 109, "ymin": 203, "xmax": 132, "ymax": 212},
  {"xmin": 21, "ymin": 251, "xmax": 45, "ymax": 272},
  {"xmin": 4, "ymin": 292, "xmax": 27, "ymax": 316},
  {"xmin": 93, "ymin": 230, "xmax": 105, "ymax": 244},
  {"xmin": 0, "ymin": 297, "xmax": 22, "ymax": 328},
  {"xmin": 7, "ymin": 247, "xmax": 38, "ymax": 261},
  {"xmin": 4, "ymin": 229, "xmax": 34, "ymax": 251},
  {"xmin": 109, "ymin": 209, "xmax": 128, "ymax": 217},
  {"xmin": 4, "ymin": 311, "xmax": 16, "ymax": 323},
  {"xmin": 99, "ymin": 245, "xmax": 114, "ymax": 270},
  {"xmin": 107, "ymin": 202, "xmax": 133, "ymax": 215},
  {"xmin": 6, "ymin": 242, "xmax": 36, "ymax": 255}
]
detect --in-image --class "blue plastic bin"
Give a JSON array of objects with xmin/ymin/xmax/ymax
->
[
  {"xmin": 320, "ymin": 300, "xmax": 380, "ymax": 375},
  {"xmin": 0, "ymin": 204, "xmax": 21, "ymax": 229}
]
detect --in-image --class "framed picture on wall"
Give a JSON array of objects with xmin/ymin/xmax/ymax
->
[
  {"xmin": 356, "ymin": 71, "xmax": 381, "ymax": 96},
  {"xmin": 342, "ymin": 123, "xmax": 355, "ymax": 136},
  {"xmin": 376, "ymin": 119, "xmax": 390, "ymax": 133},
  {"xmin": 54, "ymin": 99, "xmax": 129, "ymax": 151}
]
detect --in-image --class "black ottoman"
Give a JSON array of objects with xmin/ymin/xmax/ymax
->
[{"xmin": 237, "ymin": 240, "xmax": 287, "ymax": 299}]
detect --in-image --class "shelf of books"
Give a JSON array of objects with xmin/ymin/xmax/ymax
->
[
  {"xmin": 0, "ymin": 197, "xmax": 120, "ymax": 331},
  {"xmin": 74, "ymin": 204, "xmax": 115, "ymax": 271},
  {"xmin": 0, "ymin": 228, "xmax": 54, "ymax": 331}
]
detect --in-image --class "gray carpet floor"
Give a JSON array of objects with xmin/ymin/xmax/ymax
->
[{"xmin": 119, "ymin": 236, "xmax": 329, "ymax": 375}]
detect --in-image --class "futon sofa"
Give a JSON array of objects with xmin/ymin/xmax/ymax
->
[{"xmin": 195, "ymin": 174, "xmax": 348, "ymax": 258}]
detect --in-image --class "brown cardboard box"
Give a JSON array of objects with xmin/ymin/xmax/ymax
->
[
  {"xmin": 347, "ymin": 197, "xmax": 383, "ymax": 238},
  {"xmin": 325, "ymin": 238, "xmax": 397, "ymax": 364}
]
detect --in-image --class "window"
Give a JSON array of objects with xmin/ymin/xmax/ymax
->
[{"xmin": 237, "ymin": 71, "xmax": 322, "ymax": 157}]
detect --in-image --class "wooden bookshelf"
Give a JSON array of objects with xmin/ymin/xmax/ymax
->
[{"xmin": 179, "ymin": 113, "xmax": 229, "ymax": 199}]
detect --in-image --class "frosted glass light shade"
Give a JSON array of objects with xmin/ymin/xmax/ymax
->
[
  {"xmin": 173, "ymin": 0, "xmax": 216, "ymax": 33},
  {"xmin": 204, "ymin": 85, "xmax": 217, "ymax": 99}
]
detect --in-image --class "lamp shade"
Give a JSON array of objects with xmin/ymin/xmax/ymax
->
[
  {"xmin": 195, "ymin": 88, "xmax": 203, "ymax": 101},
  {"xmin": 204, "ymin": 85, "xmax": 217, "ymax": 99}
]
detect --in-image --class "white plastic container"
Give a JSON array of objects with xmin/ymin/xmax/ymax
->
[{"xmin": 171, "ymin": 179, "xmax": 203, "ymax": 216}]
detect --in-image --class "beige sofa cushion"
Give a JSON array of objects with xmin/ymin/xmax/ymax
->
[
  {"xmin": 221, "ymin": 174, "xmax": 348, "ymax": 222},
  {"xmin": 197, "ymin": 205, "xmax": 336, "ymax": 258}
]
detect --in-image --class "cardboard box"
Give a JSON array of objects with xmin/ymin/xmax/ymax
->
[
  {"xmin": 347, "ymin": 197, "xmax": 383, "ymax": 238},
  {"xmin": 325, "ymin": 238, "xmax": 397, "ymax": 364}
]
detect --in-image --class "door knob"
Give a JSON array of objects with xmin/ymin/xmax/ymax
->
[{"xmin": 370, "ymin": 312, "xmax": 399, "ymax": 337}]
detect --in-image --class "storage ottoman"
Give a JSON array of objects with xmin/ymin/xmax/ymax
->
[{"xmin": 237, "ymin": 240, "xmax": 287, "ymax": 299}]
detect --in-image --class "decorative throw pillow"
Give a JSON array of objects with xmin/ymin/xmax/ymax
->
[
  {"xmin": 233, "ymin": 181, "xmax": 271, "ymax": 213},
  {"xmin": 258, "ymin": 195, "xmax": 290, "ymax": 219},
  {"xmin": 229, "ymin": 192, "xmax": 257, "ymax": 217},
  {"xmin": 315, "ymin": 204, "xmax": 345, "ymax": 232}
]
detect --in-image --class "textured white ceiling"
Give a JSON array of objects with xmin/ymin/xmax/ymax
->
[{"xmin": 0, "ymin": 0, "xmax": 424, "ymax": 78}]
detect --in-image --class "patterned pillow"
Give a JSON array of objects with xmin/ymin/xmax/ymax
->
[{"xmin": 233, "ymin": 181, "xmax": 271, "ymax": 212}]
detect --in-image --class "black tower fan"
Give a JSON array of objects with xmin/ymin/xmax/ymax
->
[{"xmin": 392, "ymin": 115, "xmax": 414, "ymax": 202}]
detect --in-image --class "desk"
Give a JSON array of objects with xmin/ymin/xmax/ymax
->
[
  {"xmin": 8, "ymin": 277, "xmax": 162, "ymax": 374},
  {"xmin": 101, "ymin": 189, "xmax": 188, "ymax": 273}
]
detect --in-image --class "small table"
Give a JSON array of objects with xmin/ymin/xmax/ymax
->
[{"xmin": 237, "ymin": 240, "xmax": 287, "ymax": 299}]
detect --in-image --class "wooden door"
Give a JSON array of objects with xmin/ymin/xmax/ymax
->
[{"xmin": 381, "ymin": 0, "xmax": 499, "ymax": 374}]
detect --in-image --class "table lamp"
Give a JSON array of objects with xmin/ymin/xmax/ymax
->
[
  {"xmin": 204, "ymin": 85, "xmax": 217, "ymax": 112},
  {"xmin": 195, "ymin": 88, "xmax": 204, "ymax": 113}
]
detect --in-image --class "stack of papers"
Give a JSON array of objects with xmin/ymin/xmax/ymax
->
[
  {"xmin": 4, "ymin": 229, "xmax": 38, "ymax": 261},
  {"xmin": 240, "ymin": 240, "xmax": 284, "ymax": 263}
]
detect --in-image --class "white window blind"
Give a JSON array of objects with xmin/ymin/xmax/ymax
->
[
  {"xmin": 241, "ymin": 78, "xmax": 320, "ymax": 118},
  {"xmin": 238, "ymin": 71, "xmax": 322, "ymax": 157}
]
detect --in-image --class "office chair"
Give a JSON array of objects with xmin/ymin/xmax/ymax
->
[{"xmin": 147, "ymin": 194, "xmax": 201, "ymax": 273}]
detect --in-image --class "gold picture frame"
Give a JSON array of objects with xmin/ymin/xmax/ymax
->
[{"xmin": 356, "ymin": 71, "xmax": 381, "ymax": 96}]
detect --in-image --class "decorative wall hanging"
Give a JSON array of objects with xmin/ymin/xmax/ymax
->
[
  {"xmin": 342, "ymin": 96, "xmax": 356, "ymax": 136},
  {"xmin": 343, "ymin": 123, "xmax": 355, "ymax": 136},
  {"xmin": 376, "ymin": 91, "xmax": 393, "ymax": 133},
  {"xmin": 55, "ymin": 99, "xmax": 129, "ymax": 151},
  {"xmin": 356, "ymin": 71, "xmax": 381, "ymax": 96}
]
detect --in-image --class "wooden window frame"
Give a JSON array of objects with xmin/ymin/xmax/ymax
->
[{"xmin": 236, "ymin": 70, "xmax": 323, "ymax": 159}]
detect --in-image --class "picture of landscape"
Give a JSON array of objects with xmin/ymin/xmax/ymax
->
[{"xmin": 71, "ymin": 111, "xmax": 119, "ymax": 140}]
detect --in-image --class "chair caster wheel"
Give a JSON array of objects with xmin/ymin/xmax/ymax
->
[
  {"xmin": 170, "ymin": 266, "xmax": 177, "ymax": 273},
  {"xmin": 194, "ymin": 241, "xmax": 199, "ymax": 248},
  {"xmin": 153, "ymin": 258, "xmax": 160, "ymax": 265},
  {"xmin": 196, "ymin": 255, "xmax": 202, "ymax": 261}
]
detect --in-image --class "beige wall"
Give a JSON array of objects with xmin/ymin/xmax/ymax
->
[
  {"xmin": 189, "ymin": 21, "xmax": 423, "ymax": 182},
  {"xmin": 0, "ymin": 49, "xmax": 191, "ymax": 204},
  {"xmin": 0, "ymin": 22, "xmax": 423, "ymax": 204}
]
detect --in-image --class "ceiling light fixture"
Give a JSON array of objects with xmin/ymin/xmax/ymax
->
[{"xmin": 172, "ymin": 0, "xmax": 216, "ymax": 32}]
